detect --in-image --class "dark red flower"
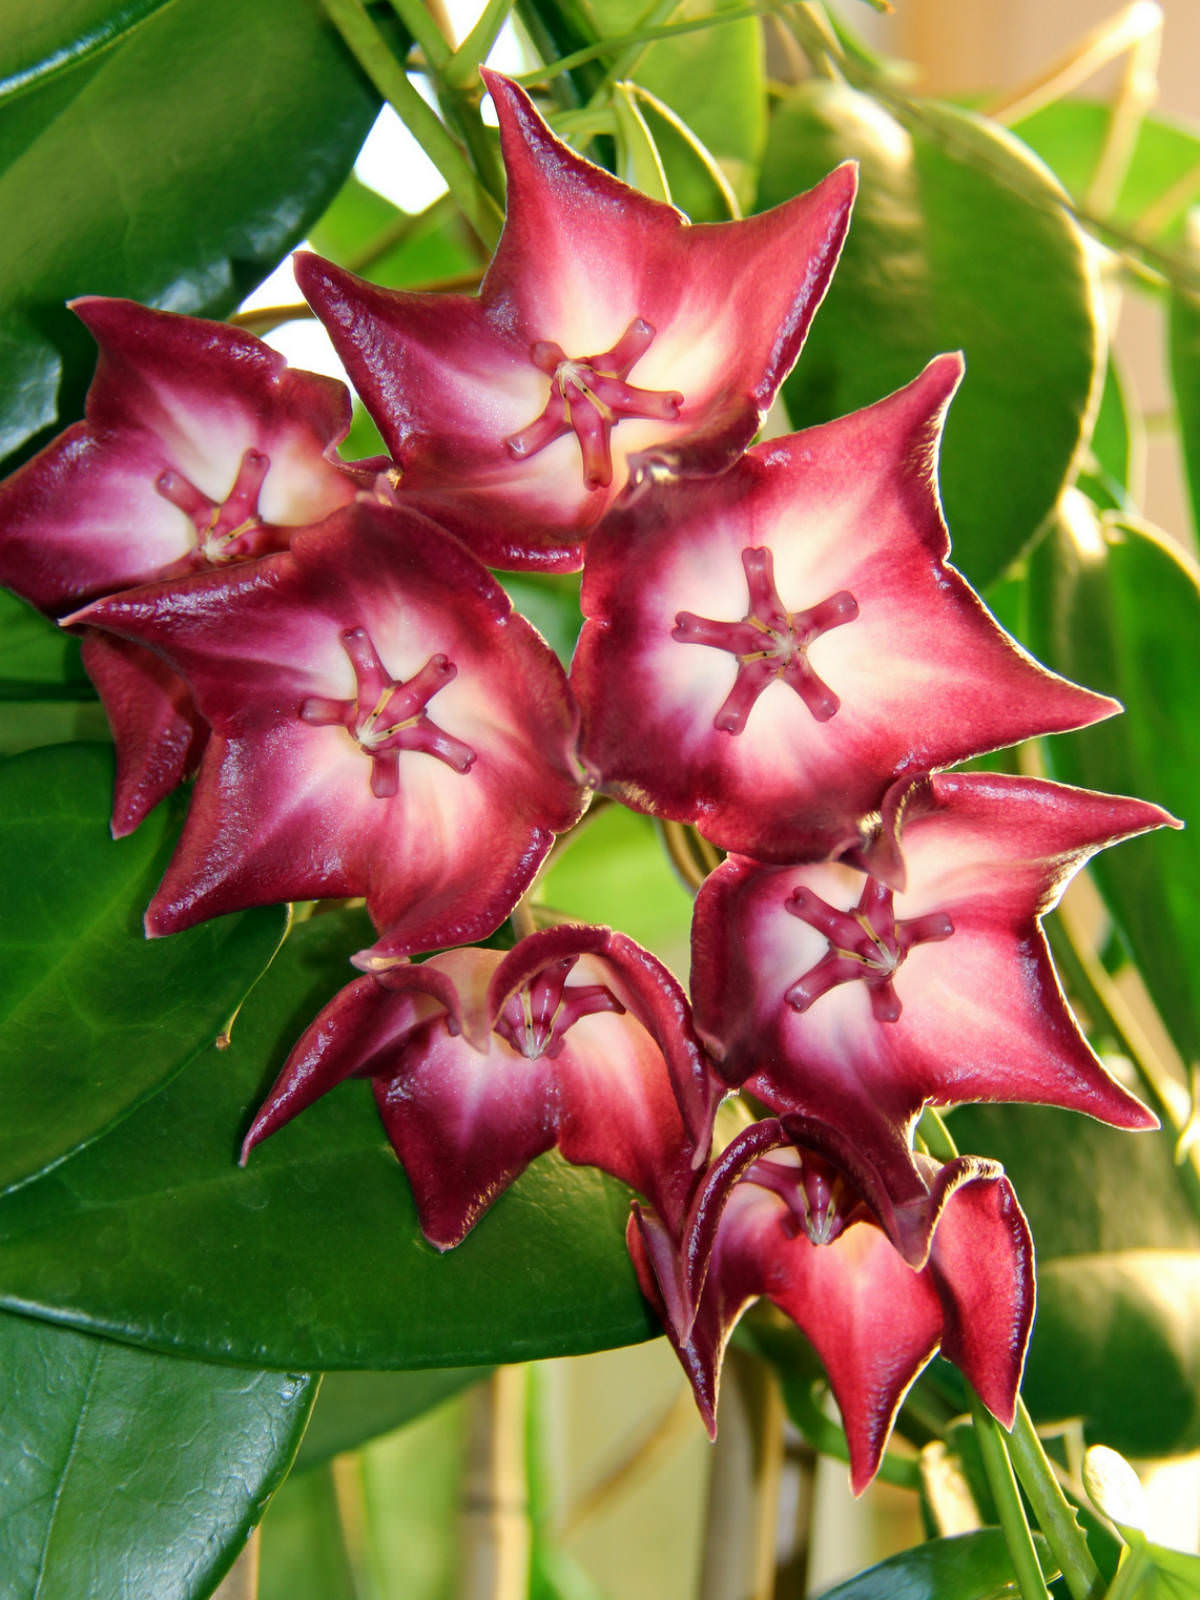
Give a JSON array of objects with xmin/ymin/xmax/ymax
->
[{"xmin": 296, "ymin": 71, "xmax": 856, "ymax": 571}]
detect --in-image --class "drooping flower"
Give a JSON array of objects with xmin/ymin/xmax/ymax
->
[
  {"xmin": 629, "ymin": 1123, "xmax": 1034, "ymax": 1493},
  {"xmin": 0, "ymin": 297, "xmax": 373, "ymax": 833},
  {"xmin": 241, "ymin": 925, "xmax": 721, "ymax": 1247},
  {"xmin": 296, "ymin": 70, "xmax": 857, "ymax": 572},
  {"xmin": 72, "ymin": 499, "xmax": 589, "ymax": 961},
  {"xmin": 691, "ymin": 770, "xmax": 1171, "ymax": 1258},
  {"xmin": 573, "ymin": 357, "xmax": 1120, "ymax": 862}
]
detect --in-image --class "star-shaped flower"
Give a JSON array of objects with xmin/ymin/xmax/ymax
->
[
  {"xmin": 296, "ymin": 70, "xmax": 857, "ymax": 572},
  {"xmin": 72, "ymin": 500, "xmax": 589, "ymax": 960},
  {"xmin": 629, "ymin": 1125, "xmax": 1034, "ymax": 1493},
  {"xmin": 573, "ymin": 357, "xmax": 1120, "ymax": 862},
  {"xmin": 242, "ymin": 925, "xmax": 720, "ymax": 1247},
  {"xmin": 691, "ymin": 771, "xmax": 1171, "ymax": 1258},
  {"xmin": 0, "ymin": 297, "xmax": 372, "ymax": 833}
]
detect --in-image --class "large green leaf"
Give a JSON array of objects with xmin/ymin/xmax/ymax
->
[
  {"xmin": 1024, "ymin": 500, "xmax": 1200, "ymax": 1068},
  {"xmin": 952, "ymin": 1101, "xmax": 1200, "ymax": 1456},
  {"xmin": 0, "ymin": 0, "xmax": 377, "ymax": 467},
  {"xmin": 0, "ymin": 0, "xmax": 175, "ymax": 99},
  {"xmin": 812, "ymin": 1530, "xmax": 1050, "ymax": 1600},
  {"xmin": 0, "ymin": 908, "xmax": 657, "ymax": 1369},
  {"xmin": 0, "ymin": 743, "xmax": 286, "ymax": 1194},
  {"xmin": 759, "ymin": 83, "xmax": 1100, "ymax": 589},
  {"xmin": 294, "ymin": 1367, "xmax": 488, "ymax": 1471},
  {"xmin": 0, "ymin": 1307, "xmax": 313, "ymax": 1600}
]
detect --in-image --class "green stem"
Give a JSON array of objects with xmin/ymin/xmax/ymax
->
[
  {"xmin": 445, "ymin": 0, "xmax": 514, "ymax": 86},
  {"xmin": 1009, "ymin": 1400, "xmax": 1103, "ymax": 1600},
  {"xmin": 511, "ymin": 2, "xmax": 782, "ymax": 87},
  {"xmin": 967, "ymin": 1390, "xmax": 1052, "ymax": 1600},
  {"xmin": 322, "ymin": 0, "xmax": 502, "ymax": 248},
  {"xmin": 385, "ymin": 0, "xmax": 451, "ymax": 69},
  {"xmin": 919, "ymin": 1108, "xmax": 1099, "ymax": 1595},
  {"xmin": 593, "ymin": 0, "xmax": 680, "ymax": 99}
]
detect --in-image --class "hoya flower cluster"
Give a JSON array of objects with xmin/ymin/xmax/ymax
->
[{"xmin": 0, "ymin": 71, "xmax": 1174, "ymax": 1491}]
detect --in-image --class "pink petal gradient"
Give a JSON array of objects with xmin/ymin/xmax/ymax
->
[
  {"xmin": 0, "ymin": 297, "xmax": 366, "ymax": 615},
  {"xmin": 296, "ymin": 72, "xmax": 856, "ymax": 572},
  {"xmin": 574, "ymin": 357, "xmax": 1119, "ymax": 861},
  {"xmin": 692, "ymin": 771, "xmax": 1171, "ymax": 1234},
  {"xmin": 630, "ymin": 1136, "xmax": 1034, "ymax": 1492},
  {"xmin": 79, "ymin": 631, "xmax": 207, "ymax": 837},
  {"xmin": 242, "ymin": 930, "xmax": 709, "ymax": 1249},
  {"xmin": 72, "ymin": 500, "xmax": 589, "ymax": 957}
]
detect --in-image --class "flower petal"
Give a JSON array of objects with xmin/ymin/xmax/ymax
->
[
  {"xmin": 692, "ymin": 772, "xmax": 1167, "ymax": 1235},
  {"xmin": 0, "ymin": 298, "xmax": 362, "ymax": 615},
  {"xmin": 73, "ymin": 501, "xmax": 589, "ymax": 953},
  {"xmin": 298, "ymin": 75, "xmax": 855, "ymax": 571},
  {"xmin": 79, "ymin": 630, "xmax": 206, "ymax": 837},
  {"xmin": 925, "ymin": 1170, "xmax": 1035, "ymax": 1428},
  {"xmin": 574, "ymin": 358, "xmax": 1118, "ymax": 859}
]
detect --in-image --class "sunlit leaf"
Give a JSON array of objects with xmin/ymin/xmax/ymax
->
[
  {"xmin": 760, "ymin": 83, "xmax": 1100, "ymax": 589},
  {"xmin": 1025, "ymin": 499, "xmax": 1200, "ymax": 1069}
]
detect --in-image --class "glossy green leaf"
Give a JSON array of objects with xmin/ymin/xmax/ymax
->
[
  {"xmin": 952, "ymin": 1101, "xmax": 1200, "ymax": 1456},
  {"xmin": 1168, "ymin": 282, "xmax": 1200, "ymax": 541},
  {"xmin": 1025, "ymin": 501, "xmax": 1200, "ymax": 1068},
  {"xmin": 0, "ymin": 592, "xmax": 92, "ymax": 700},
  {"xmin": 294, "ymin": 1366, "xmax": 488, "ymax": 1471},
  {"xmin": 539, "ymin": 803, "xmax": 693, "ymax": 975},
  {"xmin": 591, "ymin": 0, "xmax": 765, "ymax": 216},
  {"xmin": 812, "ymin": 1530, "xmax": 1049, "ymax": 1600},
  {"xmin": 0, "ymin": 0, "xmax": 377, "ymax": 467},
  {"xmin": 258, "ymin": 1464, "xmax": 357, "ymax": 1600},
  {"xmin": 0, "ymin": 908, "xmax": 658, "ymax": 1369},
  {"xmin": 0, "ymin": 743, "xmax": 286, "ymax": 1194},
  {"xmin": 759, "ymin": 83, "xmax": 1100, "ymax": 589},
  {"xmin": 1016, "ymin": 99, "xmax": 1200, "ymax": 246},
  {"xmin": 0, "ymin": 1307, "xmax": 313, "ymax": 1600},
  {"xmin": 0, "ymin": 0, "xmax": 174, "ymax": 100}
]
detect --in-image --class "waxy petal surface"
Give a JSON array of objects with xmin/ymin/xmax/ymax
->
[
  {"xmin": 575, "ymin": 358, "xmax": 1118, "ymax": 860},
  {"xmin": 692, "ymin": 771, "xmax": 1167, "ymax": 1226},
  {"xmin": 79, "ymin": 631, "xmax": 207, "ymax": 838},
  {"xmin": 244, "ymin": 932, "xmax": 703, "ymax": 1248},
  {"xmin": 74, "ymin": 501, "xmax": 588, "ymax": 957},
  {"xmin": 631, "ymin": 1141, "xmax": 1034, "ymax": 1491},
  {"xmin": 297, "ymin": 73, "xmax": 856, "ymax": 571},
  {"xmin": 0, "ymin": 298, "xmax": 363, "ymax": 615}
]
